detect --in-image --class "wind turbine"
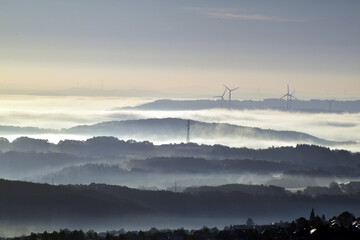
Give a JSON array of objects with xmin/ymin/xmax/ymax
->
[
  {"xmin": 223, "ymin": 85, "xmax": 239, "ymax": 110},
  {"xmin": 280, "ymin": 84, "xmax": 297, "ymax": 110},
  {"xmin": 327, "ymin": 99, "xmax": 335, "ymax": 112},
  {"xmin": 213, "ymin": 88, "xmax": 227, "ymax": 108}
]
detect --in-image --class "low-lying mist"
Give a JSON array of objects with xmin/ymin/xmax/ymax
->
[
  {"xmin": 2, "ymin": 109, "xmax": 360, "ymax": 151},
  {"xmin": 1, "ymin": 96, "xmax": 359, "ymax": 144},
  {"xmin": 1, "ymin": 135, "xmax": 359, "ymax": 189},
  {"xmin": 107, "ymin": 109, "xmax": 360, "ymax": 143},
  {"xmin": 38, "ymin": 166, "xmax": 275, "ymax": 190},
  {"xmin": 38, "ymin": 164, "xmax": 357, "ymax": 191}
]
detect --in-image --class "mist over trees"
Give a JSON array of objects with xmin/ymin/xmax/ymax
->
[
  {"xmin": 0, "ymin": 136, "xmax": 359, "ymax": 189},
  {"xmin": 1, "ymin": 118, "xmax": 356, "ymax": 149},
  {"xmin": 0, "ymin": 114, "xmax": 359, "ymax": 236},
  {"xmin": 2, "ymin": 0, "xmax": 360, "ymax": 237},
  {"xmin": 0, "ymin": 114, "xmax": 359, "ymax": 237},
  {"xmin": 1, "ymin": 136, "xmax": 359, "ymax": 162}
]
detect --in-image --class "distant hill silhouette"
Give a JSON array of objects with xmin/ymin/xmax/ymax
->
[
  {"xmin": 64, "ymin": 118, "xmax": 354, "ymax": 147},
  {"xmin": 0, "ymin": 126, "xmax": 56, "ymax": 134},
  {"xmin": 1, "ymin": 118, "xmax": 357, "ymax": 149},
  {"xmin": 121, "ymin": 99, "xmax": 360, "ymax": 112}
]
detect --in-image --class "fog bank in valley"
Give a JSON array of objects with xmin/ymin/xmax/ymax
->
[
  {"xmin": 1, "ymin": 96, "xmax": 359, "ymax": 141},
  {"xmin": 1, "ymin": 115, "xmax": 359, "ymax": 151}
]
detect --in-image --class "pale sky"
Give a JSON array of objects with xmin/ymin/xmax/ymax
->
[{"xmin": 1, "ymin": 0, "xmax": 359, "ymax": 99}]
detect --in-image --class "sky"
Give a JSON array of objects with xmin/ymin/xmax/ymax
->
[{"xmin": 1, "ymin": 0, "xmax": 359, "ymax": 99}]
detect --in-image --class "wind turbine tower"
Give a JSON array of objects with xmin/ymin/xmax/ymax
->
[
  {"xmin": 281, "ymin": 84, "xmax": 297, "ymax": 110},
  {"xmin": 223, "ymin": 85, "xmax": 239, "ymax": 110},
  {"xmin": 186, "ymin": 119, "xmax": 190, "ymax": 143},
  {"xmin": 328, "ymin": 99, "xmax": 334, "ymax": 112},
  {"xmin": 213, "ymin": 88, "xmax": 227, "ymax": 108}
]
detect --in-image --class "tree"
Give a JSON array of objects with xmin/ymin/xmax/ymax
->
[
  {"xmin": 337, "ymin": 211, "xmax": 356, "ymax": 227},
  {"xmin": 105, "ymin": 232, "xmax": 111, "ymax": 240},
  {"xmin": 246, "ymin": 218, "xmax": 255, "ymax": 226},
  {"xmin": 295, "ymin": 217, "xmax": 309, "ymax": 233},
  {"xmin": 310, "ymin": 208, "xmax": 315, "ymax": 221}
]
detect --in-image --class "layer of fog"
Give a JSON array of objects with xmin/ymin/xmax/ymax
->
[
  {"xmin": 107, "ymin": 109, "xmax": 359, "ymax": 146},
  {"xmin": 1, "ymin": 96, "xmax": 360, "ymax": 151},
  {"xmin": 39, "ymin": 171, "xmax": 275, "ymax": 190},
  {"xmin": 106, "ymin": 109, "xmax": 360, "ymax": 143},
  {"xmin": 0, "ymin": 95, "xmax": 153, "ymax": 129},
  {"xmin": 40, "ymin": 171, "xmax": 356, "ymax": 191}
]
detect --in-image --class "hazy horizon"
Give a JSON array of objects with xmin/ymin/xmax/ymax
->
[
  {"xmin": 1, "ymin": 0, "xmax": 360, "ymax": 99},
  {"xmin": 1, "ymin": 1, "xmax": 360, "ymax": 237}
]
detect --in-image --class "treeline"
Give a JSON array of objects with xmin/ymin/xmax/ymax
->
[
  {"xmin": 0, "ymin": 137, "xmax": 154, "ymax": 156},
  {"xmin": 1, "ymin": 137, "xmax": 358, "ymax": 165},
  {"xmin": 7, "ymin": 211, "xmax": 360, "ymax": 240}
]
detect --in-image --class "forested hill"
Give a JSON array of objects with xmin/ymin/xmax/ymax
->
[
  {"xmin": 1, "ymin": 179, "xmax": 359, "ymax": 227},
  {"xmin": 0, "ymin": 136, "xmax": 358, "ymax": 165},
  {"xmin": 1, "ymin": 118, "xmax": 356, "ymax": 148}
]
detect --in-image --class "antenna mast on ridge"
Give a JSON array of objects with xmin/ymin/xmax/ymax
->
[{"xmin": 186, "ymin": 119, "xmax": 190, "ymax": 143}]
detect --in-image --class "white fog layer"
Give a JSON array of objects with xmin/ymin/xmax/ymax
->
[{"xmin": 1, "ymin": 96, "xmax": 359, "ymax": 151}]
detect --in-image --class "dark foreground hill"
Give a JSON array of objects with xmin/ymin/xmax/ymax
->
[{"xmin": 0, "ymin": 179, "xmax": 359, "ymax": 236}]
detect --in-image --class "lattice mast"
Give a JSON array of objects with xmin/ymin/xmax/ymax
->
[{"xmin": 186, "ymin": 119, "xmax": 190, "ymax": 143}]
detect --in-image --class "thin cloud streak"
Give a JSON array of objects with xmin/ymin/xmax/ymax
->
[{"xmin": 188, "ymin": 7, "xmax": 307, "ymax": 22}]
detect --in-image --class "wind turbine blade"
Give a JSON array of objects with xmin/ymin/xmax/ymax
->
[
  {"xmin": 291, "ymin": 90, "xmax": 295, "ymax": 95},
  {"xmin": 280, "ymin": 94, "xmax": 287, "ymax": 99},
  {"xmin": 223, "ymin": 84, "xmax": 230, "ymax": 90},
  {"xmin": 221, "ymin": 89, "xmax": 227, "ymax": 97},
  {"xmin": 231, "ymin": 87, "xmax": 239, "ymax": 91},
  {"xmin": 287, "ymin": 84, "xmax": 289, "ymax": 94}
]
